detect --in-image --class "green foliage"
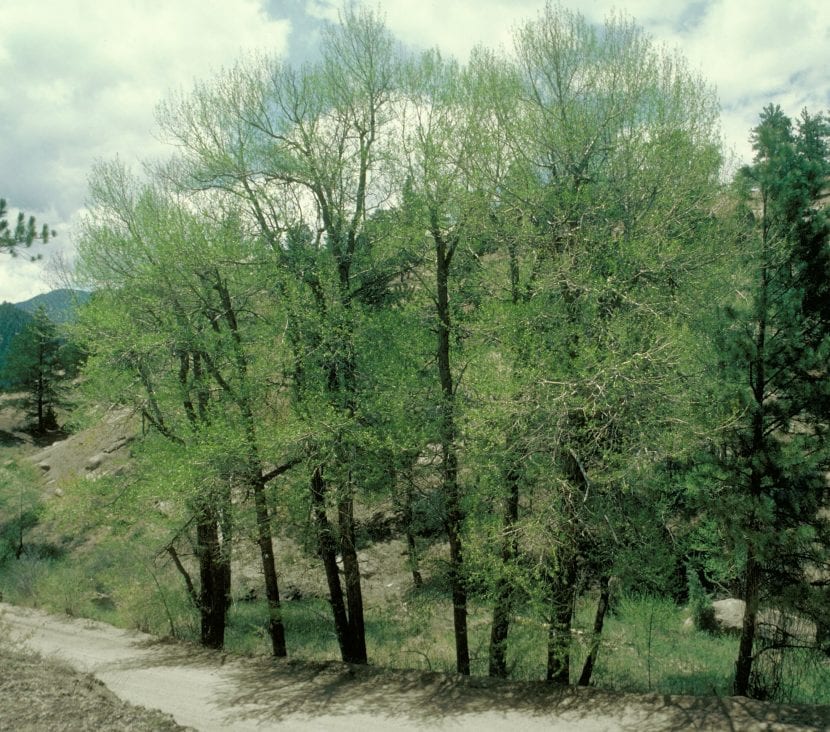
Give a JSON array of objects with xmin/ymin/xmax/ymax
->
[
  {"xmin": 18, "ymin": 0, "xmax": 823, "ymax": 699},
  {"xmin": 686, "ymin": 565, "xmax": 716, "ymax": 633},
  {"xmin": 0, "ymin": 460, "xmax": 45, "ymax": 565},
  {"xmin": 683, "ymin": 104, "xmax": 830, "ymax": 697}
]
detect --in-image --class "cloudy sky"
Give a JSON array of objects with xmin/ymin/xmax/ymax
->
[{"xmin": 1, "ymin": 0, "xmax": 828, "ymax": 303}]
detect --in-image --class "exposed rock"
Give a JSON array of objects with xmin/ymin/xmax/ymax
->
[
  {"xmin": 154, "ymin": 500, "xmax": 174, "ymax": 516},
  {"xmin": 712, "ymin": 598, "xmax": 745, "ymax": 634},
  {"xmin": 758, "ymin": 608, "xmax": 817, "ymax": 644},
  {"xmin": 104, "ymin": 436, "xmax": 132, "ymax": 454},
  {"xmin": 86, "ymin": 453, "xmax": 105, "ymax": 471},
  {"xmin": 697, "ymin": 599, "xmax": 818, "ymax": 643},
  {"xmin": 37, "ymin": 461, "xmax": 51, "ymax": 472}
]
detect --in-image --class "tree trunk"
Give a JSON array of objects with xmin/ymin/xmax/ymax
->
[
  {"xmin": 402, "ymin": 479, "xmax": 423, "ymax": 588},
  {"xmin": 446, "ymin": 491, "xmax": 470, "ymax": 676},
  {"xmin": 734, "ymin": 212, "xmax": 768, "ymax": 697},
  {"xmin": 578, "ymin": 574, "xmax": 612, "ymax": 686},
  {"xmin": 489, "ymin": 456, "xmax": 520, "ymax": 678},
  {"xmin": 251, "ymin": 475, "xmax": 287, "ymax": 657},
  {"xmin": 434, "ymin": 224, "xmax": 469, "ymax": 675},
  {"xmin": 212, "ymin": 277, "xmax": 288, "ymax": 657},
  {"xmin": 196, "ymin": 512, "xmax": 229, "ymax": 650},
  {"xmin": 338, "ymin": 488, "xmax": 368, "ymax": 663},
  {"xmin": 311, "ymin": 467, "xmax": 352, "ymax": 662},
  {"xmin": 734, "ymin": 550, "xmax": 761, "ymax": 696},
  {"xmin": 546, "ymin": 555, "xmax": 577, "ymax": 684}
]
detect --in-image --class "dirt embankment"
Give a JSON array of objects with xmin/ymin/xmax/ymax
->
[{"xmin": 0, "ymin": 643, "xmax": 187, "ymax": 732}]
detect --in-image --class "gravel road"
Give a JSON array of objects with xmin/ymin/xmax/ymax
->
[{"xmin": 3, "ymin": 602, "xmax": 829, "ymax": 731}]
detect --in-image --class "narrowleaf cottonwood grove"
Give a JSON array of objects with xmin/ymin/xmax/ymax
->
[{"xmin": 55, "ymin": 3, "xmax": 828, "ymax": 701}]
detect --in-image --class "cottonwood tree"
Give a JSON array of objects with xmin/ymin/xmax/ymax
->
[
  {"xmin": 397, "ymin": 47, "xmax": 504, "ymax": 675},
  {"xmin": 76, "ymin": 166, "xmax": 293, "ymax": 654},
  {"xmin": 67, "ymin": 1, "xmax": 742, "ymax": 685},
  {"xmin": 157, "ymin": 6, "xmax": 407, "ymax": 664},
  {"xmin": 476, "ymin": 3, "xmax": 722, "ymax": 683}
]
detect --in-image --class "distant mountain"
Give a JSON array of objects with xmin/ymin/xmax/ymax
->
[{"xmin": 14, "ymin": 289, "xmax": 91, "ymax": 324}]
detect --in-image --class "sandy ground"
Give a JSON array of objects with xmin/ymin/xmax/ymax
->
[{"xmin": 3, "ymin": 603, "xmax": 829, "ymax": 732}]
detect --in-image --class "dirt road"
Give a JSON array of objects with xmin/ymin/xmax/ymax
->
[{"xmin": 3, "ymin": 602, "xmax": 828, "ymax": 731}]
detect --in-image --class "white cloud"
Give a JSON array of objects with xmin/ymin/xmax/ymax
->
[
  {"xmin": 370, "ymin": 0, "xmax": 829, "ymax": 163},
  {"xmin": 2, "ymin": 0, "xmax": 828, "ymax": 302},
  {"xmin": 0, "ymin": 256, "xmax": 50, "ymax": 304},
  {"xmin": 0, "ymin": 0, "xmax": 289, "ymax": 302}
]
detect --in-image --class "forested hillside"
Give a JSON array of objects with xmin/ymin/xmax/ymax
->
[
  {"xmin": 0, "ymin": 303, "xmax": 32, "ymax": 373},
  {"xmin": 2, "ymin": 3, "xmax": 827, "ymax": 704}
]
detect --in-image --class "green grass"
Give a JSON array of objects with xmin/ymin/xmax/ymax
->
[
  {"xmin": 587, "ymin": 594, "xmax": 737, "ymax": 696},
  {"xmin": 5, "ymin": 544, "xmax": 829, "ymax": 703}
]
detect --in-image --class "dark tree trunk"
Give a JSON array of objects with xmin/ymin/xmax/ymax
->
[
  {"xmin": 578, "ymin": 574, "xmax": 612, "ymax": 686},
  {"xmin": 433, "ymin": 222, "xmax": 469, "ymax": 676},
  {"xmin": 735, "ymin": 212, "xmax": 769, "ymax": 697},
  {"xmin": 546, "ymin": 555, "xmax": 577, "ymax": 685},
  {"xmin": 322, "ymin": 329, "xmax": 368, "ymax": 664},
  {"xmin": 338, "ymin": 487, "xmax": 367, "ymax": 663},
  {"xmin": 446, "ymin": 488, "xmax": 470, "ymax": 676},
  {"xmin": 167, "ymin": 544, "xmax": 198, "ymax": 607},
  {"xmin": 322, "ymin": 245, "xmax": 369, "ymax": 665},
  {"xmin": 251, "ymin": 475, "xmax": 287, "ymax": 657},
  {"xmin": 196, "ymin": 513, "xmax": 229, "ymax": 650},
  {"xmin": 311, "ymin": 467, "xmax": 352, "ymax": 662},
  {"xmin": 734, "ymin": 550, "xmax": 761, "ymax": 696},
  {"xmin": 402, "ymin": 479, "xmax": 423, "ymax": 588},
  {"xmin": 489, "ymin": 456, "xmax": 520, "ymax": 678},
  {"xmin": 211, "ymin": 276, "xmax": 288, "ymax": 657}
]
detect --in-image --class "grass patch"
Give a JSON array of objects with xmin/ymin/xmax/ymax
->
[{"xmin": 587, "ymin": 594, "xmax": 736, "ymax": 696}]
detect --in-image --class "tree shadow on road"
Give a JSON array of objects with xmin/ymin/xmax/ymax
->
[{"xmin": 123, "ymin": 638, "xmax": 830, "ymax": 731}]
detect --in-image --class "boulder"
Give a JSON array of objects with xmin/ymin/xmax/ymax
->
[
  {"xmin": 85, "ymin": 453, "xmax": 105, "ymax": 471},
  {"xmin": 758, "ymin": 608, "xmax": 817, "ymax": 644},
  {"xmin": 712, "ymin": 598, "xmax": 746, "ymax": 634},
  {"xmin": 699, "ymin": 599, "xmax": 817, "ymax": 643}
]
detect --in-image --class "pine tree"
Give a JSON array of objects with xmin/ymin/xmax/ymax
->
[
  {"xmin": 0, "ymin": 198, "xmax": 54, "ymax": 258},
  {"xmin": 705, "ymin": 105, "xmax": 829, "ymax": 698},
  {"xmin": 1, "ymin": 306, "xmax": 66, "ymax": 432}
]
